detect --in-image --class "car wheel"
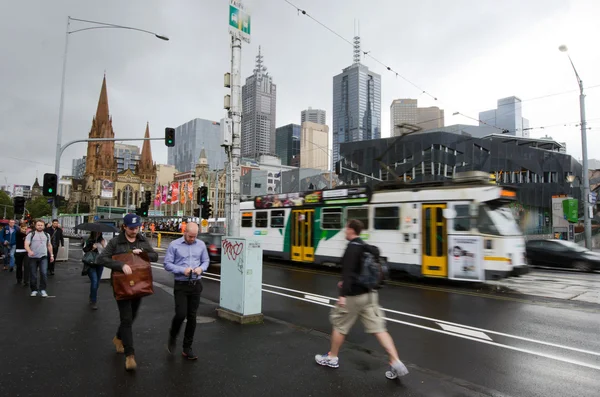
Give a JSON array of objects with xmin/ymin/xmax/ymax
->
[{"xmin": 573, "ymin": 261, "xmax": 592, "ymax": 272}]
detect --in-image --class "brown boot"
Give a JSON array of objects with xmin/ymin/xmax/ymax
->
[
  {"xmin": 125, "ymin": 355, "xmax": 137, "ymax": 371},
  {"xmin": 112, "ymin": 336, "xmax": 124, "ymax": 354}
]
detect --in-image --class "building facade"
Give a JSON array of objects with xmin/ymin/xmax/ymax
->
[
  {"xmin": 167, "ymin": 118, "xmax": 226, "ymax": 173},
  {"xmin": 275, "ymin": 124, "xmax": 301, "ymax": 166},
  {"xmin": 479, "ymin": 96, "xmax": 530, "ymax": 137},
  {"xmin": 242, "ymin": 46, "xmax": 277, "ymax": 159},
  {"xmin": 339, "ymin": 131, "xmax": 581, "ymax": 232},
  {"xmin": 115, "ymin": 143, "xmax": 141, "ymax": 173},
  {"xmin": 301, "ymin": 107, "xmax": 326, "ymax": 125},
  {"xmin": 72, "ymin": 158, "xmax": 86, "ymax": 179},
  {"xmin": 332, "ymin": 37, "xmax": 381, "ymax": 168},
  {"xmin": 300, "ymin": 121, "xmax": 329, "ymax": 171},
  {"xmin": 417, "ymin": 107, "xmax": 445, "ymax": 131},
  {"xmin": 390, "ymin": 99, "xmax": 444, "ymax": 136}
]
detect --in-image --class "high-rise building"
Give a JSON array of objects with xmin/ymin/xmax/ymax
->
[
  {"xmin": 167, "ymin": 118, "xmax": 227, "ymax": 173},
  {"xmin": 390, "ymin": 99, "xmax": 445, "ymax": 136},
  {"xmin": 479, "ymin": 96, "xmax": 530, "ymax": 137},
  {"xmin": 275, "ymin": 124, "xmax": 301, "ymax": 166},
  {"xmin": 242, "ymin": 46, "xmax": 277, "ymax": 159},
  {"xmin": 115, "ymin": 143, "xmax": 141, "ymax": 173},
  {"xmin": 301, "ymin": 107, "xmax": 326, "ymax": 125},
  {"xmin": 72, "ymin": 157, "xmax": 87, "ymax": 179},
  {"xmin": 301, "ymin": 122, "xmax": 330, "ymax": 171},
  {"xmin": 332, "ymin": 35, "xmax": 381, "ymax": 167}
]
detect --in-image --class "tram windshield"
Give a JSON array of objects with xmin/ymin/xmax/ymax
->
[{"xmin": 477, "ymin": 203, "xmax": 522, "ymax": 236}]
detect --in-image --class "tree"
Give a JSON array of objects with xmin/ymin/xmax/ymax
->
[
  {"xmin": 0, "ymin": 190, "xmax": 14, "ymax": 219},
  {"xmin": 26, "ymin": 196, "xmax": 52, "ymax": 219}
]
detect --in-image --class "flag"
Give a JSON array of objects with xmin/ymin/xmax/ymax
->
[
  {"xmin": 171, "ymin": 182, "xmax": 179, "ymax": 204},
  {"xmin": 180, "ymin": 181, "xmax": 187, "ymax": 204},
  {"xmin": 154, "ymin": 185, "xmax": 161, "ymax": 208},
  {"xmin": 188, "ymin": 181, "xmax": 194, "ymax": 202},
  {"xmin": 162, "ymin": 185, "xmax": 168, "ymax": 205}
]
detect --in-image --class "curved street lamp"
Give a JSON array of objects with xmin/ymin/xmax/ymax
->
[
  {"xmin": 558, "ymin": 44, "xmax": 591, "ymax": 248},
  {"xmin": 53, "ymin": 16, "xmax": 169, "ymax": 219}
]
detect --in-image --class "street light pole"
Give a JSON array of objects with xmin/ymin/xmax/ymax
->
[
  {"xmin": 52, "ymin": 16, "xmax": 168, "ymax": 219},
  {"xmin": 559, "ymin": 45, "xmax": 592, "ymax": 248}
]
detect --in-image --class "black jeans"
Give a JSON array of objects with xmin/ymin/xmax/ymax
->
[
  {"xmin": 116, "ymin": 298, "xmax": 142, "ymax": 356},
  {"xmin": 49, "ymin": 245, "xmax": 59, "ymax": 272},
  {"xmin": 14, "ymin": 252, "xmax": 29, "ymax": 283},
  {"xmin": 170, "ymin": 282, "xmax": 202, "ymax": 349}
]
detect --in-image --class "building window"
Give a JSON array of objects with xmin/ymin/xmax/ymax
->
[{"xmin": 374, "ymin": 207, "xmax": 399, "ymax": 230}]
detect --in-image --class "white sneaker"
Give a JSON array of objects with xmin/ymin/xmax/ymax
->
[
  {"xmin": 40, "ymin": 290, "xmax": 48, "ymax": 298},
  {"xmin": 30, "ymin": 291, "xmax": 38, "ymax": 297},
  {"xmin": 386, "ymin": 360, "xmax": 409, "ymax": 379}
]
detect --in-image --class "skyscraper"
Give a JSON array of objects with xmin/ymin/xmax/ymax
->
[
  {"xmin": 479, "ymin": 96, "xmax": 530, "ymax": 137},
  {"xmin": 332, "ymin": 35, "xmax": 381, "ymax": 167},
  {"xmin": 242, "ymin": 46, "xmax": 277, "ymax": 159},
  {"xmin": 301, "ymin": 107, "xmax": 326, "ymax": 125},
  {"xmin": 275, "ymin": 124, "xmax": 301, "ymax": 166},
  {"xmin": 390, "ymin": 99, "xmax": 445, "ymax": 136},
  {"xmin": 167, "ymin": 118, "xmax": 227, "ymax": 172}
]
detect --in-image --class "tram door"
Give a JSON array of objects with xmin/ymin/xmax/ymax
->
[
  {"xmin": 422, "ymin": 204, "xmax": 448, "ymax": 277},
  {"xmin": 291, "ymin": 210, "xmax": 315, "ymax": 262}
]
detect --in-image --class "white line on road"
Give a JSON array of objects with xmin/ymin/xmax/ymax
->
[
  {"xmin": 303, "ymin": 294, "xmax": 330, "ymax": 304},
  {"xmin": 437, "ymin": 323, "xmax": 493, "ymax": 341},
  {"xmin": 149, "ymin": 264, "xmax": 600, "ymax": 371}
]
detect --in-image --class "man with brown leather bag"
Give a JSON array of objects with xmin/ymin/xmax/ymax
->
[{"xmin": 96, "ymin": 213, "xmax": 158, "ymax": 372}]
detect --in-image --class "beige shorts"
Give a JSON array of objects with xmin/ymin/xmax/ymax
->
[{"xmin": 330, "ymin": 291, "xmax": 387, "ymax": 335}]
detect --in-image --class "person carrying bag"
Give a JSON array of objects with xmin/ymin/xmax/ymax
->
[
  {"xmin": 82, "ymin": 231, "xmax": 106, "ymax": 310},
  {"xmin": 96, "ymin": 214, "xmax": 158, "ymax": 372}
]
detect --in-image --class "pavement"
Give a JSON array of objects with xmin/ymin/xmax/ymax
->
[{"xmin": 0, "ymin": 258, "xmax": 503, "ymax": 397}]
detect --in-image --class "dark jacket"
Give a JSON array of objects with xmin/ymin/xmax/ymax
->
[
  {"xmin": 340, "ymin": 237, "xmax": 380, "ymax": 297},
  {"xmin": 15, "ymin": 228, "xmax": 27, "ymax": 250},
  {"xmin": 45, "ymin": 227, "xmax": 64, "ymax": 247},
  {"xmin": 82, "ymin": 235, "xmax": 105, "ymax": 253},
  {"xmin": 1, "ymin": 225, "xmax": 20, "ymax": 246},
  {"xmin": 96, "ymin": 232, "xmax": 158, "ymax": 272}
]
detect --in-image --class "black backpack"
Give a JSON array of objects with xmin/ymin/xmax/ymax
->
[
  {"xmin": 28, "ymin": 231, "xmax": 51, "ymax": 246},
  {"xmin": 351, "ymin": 241, "xmax": 389, "ymax": 290}
]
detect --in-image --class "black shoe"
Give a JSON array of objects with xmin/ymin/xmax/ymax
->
[
  {"xmin": 9, "ymin": 267, "xmax": 13, "ymax": 272},
  {"xmin": 23, "ymin": 282, "xmax": 29, "ymax": 287},
  {"xmin": 90, "ymin": 302, "xmax": 98, "ymax": 310},
  {"xmin": 167, "ymin": 337, "xmax": 176, "ymax": 354},
  {"xmin": 182, "ymin": 347, "xmax": 198, "ymax": 360}
]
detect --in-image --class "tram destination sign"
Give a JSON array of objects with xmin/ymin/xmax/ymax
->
[{"xmin": 254, "ymin": 187, "xmax": 370, "ymax": 209}]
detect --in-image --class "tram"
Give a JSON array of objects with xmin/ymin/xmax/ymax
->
[{"xmin": 239, "ymin": 171, "xmax": 528, "ymax": 281}]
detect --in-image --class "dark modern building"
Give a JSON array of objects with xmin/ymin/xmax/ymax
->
[
  {"xmin": 339, "ymin": 131, "xmax": 582, "ymax": 232},
  {"xmin": 275, "ymin": 124, "xmax": 301, "ymax": 166}
]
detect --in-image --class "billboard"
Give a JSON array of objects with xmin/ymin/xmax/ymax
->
[
  {"xmin": 100, "ymin": 180, "xmax": 113, "ymax": 198},
  {"xmin": 254, "ymin": 186, "xmax": 370, "ymax": 209}
]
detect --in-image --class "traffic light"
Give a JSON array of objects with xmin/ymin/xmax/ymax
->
[
  {"xmin": 193, "ymin": 208, "xmax": 200, "ymax": 217},
  {"xmin": 13, "ymin": 197, "xmax": 25, "ymax": 214},
  {"xmin": 197, "ymin": 186, "xmax": 208, "ymax": 205},
  {"xmin": 136, "ymin": 202, "xmax": 149, "ymax": 217},
  {"xmin": 334, "ymin": 161, "xmax": 342, "ymax": 175},
  {"xmin": 206, "ymin": 202, "xmax": 213, "ymax": 219},
  {"xmin": 145, "ymin": 191, "xmax": 152, "ymax": 205},
  {"xmin": 165, "ymin": 127, "xmax": 175, "ymax": 147},
  {"xmin": 43, "ymin": 173, "xmax": 58, "ymax": 196}
]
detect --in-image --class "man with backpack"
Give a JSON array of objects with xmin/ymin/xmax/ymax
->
[
  {"xmin": 315, "ymin": 219, "xmax": 409, "ymax": 380},
  {"xmin": 24, "ymin": 220, "xmax": 53, "ymax": 298}
]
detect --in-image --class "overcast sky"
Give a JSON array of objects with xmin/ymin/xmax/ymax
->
[{"xmin": 2, "ymin": 0, "xmax": 599, "ymax": 190}]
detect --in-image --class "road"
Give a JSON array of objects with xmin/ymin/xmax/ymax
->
[{"xmin": 77, "ymin": 242, "xmax": 600, "ymax": 395}]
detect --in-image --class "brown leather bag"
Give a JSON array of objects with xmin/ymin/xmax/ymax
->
[{"xmin": 111, "ymin": 252, "xmax": 154, "ymax": 301}]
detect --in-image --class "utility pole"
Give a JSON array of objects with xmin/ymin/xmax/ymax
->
[{"xmin": 228, "ymin": 36, "xmax": 242, "ymax": 237}]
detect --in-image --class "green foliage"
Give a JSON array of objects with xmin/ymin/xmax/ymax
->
[
  {"xmin": 26, "ymin": 196, "xmax": 52, "ymax": 219},
  {"xmin": 0, "ymin": 190, "xmax": 14, "ymax": 219}
]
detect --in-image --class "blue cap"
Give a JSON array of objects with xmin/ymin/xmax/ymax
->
[{"xmin": 123, "ymin": 213, "xmax": 142, "ymax": 227}]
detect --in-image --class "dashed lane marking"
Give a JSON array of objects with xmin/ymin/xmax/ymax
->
[{"xmin": 437, "ymin": 323, "xmax": 492, "ymax": 341}]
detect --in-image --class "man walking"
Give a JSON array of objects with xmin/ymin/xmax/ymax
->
[
  {"xmin": 45, "ymin": 219, "xmax": 64, "ymax": 275},
  {"xmin": 315, "ymin": 219, "xmax": 409, "ymax": 380},
  {"xmin": 1, "ymin": 219, "xmax": 18, "ymax": 271},
  {"xmin": 163, "ymin": 222, "xmax": 209, "ymax": 360},
  {"xmin": 24, "ymin": 220, "xmax": 53, "ymax": 298}
]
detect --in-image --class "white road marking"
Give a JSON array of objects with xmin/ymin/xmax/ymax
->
[
  {"xmin": 148, "ymin": 263, "xmax": 600, "ymax": 371},
  {"xmin": 303, "ymin": 294, "xmax": 330, "ymax": 304},
  {"xmin": 437, "ymin": 323, "xmax": 492, "ymax": 341}
]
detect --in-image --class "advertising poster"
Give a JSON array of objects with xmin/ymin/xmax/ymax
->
[
  {"xmin": 448, "ymin": 235, "xmax": 484, "ymax": 281},
  {"xmin": 180, "ymin": 182, "xmax": 187, "ymax": 204},
  {"xmin": 171, "ymin": 182, "xmax": 179, "ymax": 204},
  {"xmin": 100, "ymin": 180, "xmax": 114, "ymax": 198},
  {"xmin": 154, "ymin": 185, "xmax": 161, "ymax": 208},
  {"xmin": 162, "ymin": 186, "xmax": 168, "ymax": 205},
  {"xmin": 187, "ymin": 181, "xmax": 194, "ymax": 201}
]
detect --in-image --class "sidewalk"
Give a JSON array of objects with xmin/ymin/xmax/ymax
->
[{"xmin": 0, "ymin": 260, "xmax": 501, "ymax": 397}]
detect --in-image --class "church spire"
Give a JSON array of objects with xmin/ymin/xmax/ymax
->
[
  {"xmin": 140, "ymin": 122, "xmax": 154, "ymax": 167},
  {"xmin": 95, "ymin": 74, "xmax": 110, "ymax": 125}
]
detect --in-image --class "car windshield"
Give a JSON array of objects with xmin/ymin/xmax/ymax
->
[
  {"xmin": 478, "ymin": 204, "xmax": 522, "ymax": 236},
  {"xmin": 553, "ymin": 240, "xmax": 587, "ymax": 252}
]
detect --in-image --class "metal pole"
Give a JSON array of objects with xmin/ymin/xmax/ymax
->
[
  {"xmin": 53, "ymin": 16, "xmax": 70, "ymax": 220},
  {"xmin": 214, "ymin": 170, "xmax": 220, "ymax": 219},
  {"xmin": 579, "ymin": 81, "xmax": 591, "ymax": 248},
  {"xmin": 229, "ymin": 35, "xmax": 242, "ymax": 237}
]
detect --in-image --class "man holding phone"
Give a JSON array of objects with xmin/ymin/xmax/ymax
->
[{"xmin": 163, "ymin": 222, "xmax": 209, "ymax": 360}]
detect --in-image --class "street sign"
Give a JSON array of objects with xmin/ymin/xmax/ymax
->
[
  {"xmin": 229, "ymin": 0, "xmax": 251, "ymax": 43},
  {"xmin": 201, "ymin": 219, "xmax": 208, "ymax": 227}
]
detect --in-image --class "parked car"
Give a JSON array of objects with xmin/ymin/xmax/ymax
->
[
  {"xmin": 198, "ymin": 233, "xmax": 223, "ymax": 263},
  {"xmin": 525, "ymin": 239, "xmax": 600, "ymax": 272}
]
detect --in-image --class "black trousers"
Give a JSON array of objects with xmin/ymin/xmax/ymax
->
[
  {"xmin": 116, "ymin": 298, "xmax": 142, "ymax": 356},
  {"xmin": 170, "ymin": 281, "xmax": 202, "ymax": 349},
  {"xmin": 14, "ymin": 252, "xmax": 29, "ymax": 283},
  {"xmin": 48, "ymin": 245, "xmax": 59, "ymax": 272}
]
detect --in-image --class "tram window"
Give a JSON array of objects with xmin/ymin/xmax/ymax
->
[
  {"xmin": 347, "ymin": 207, "xmax": 369, "ymax": 229},
  {"xmin": 322, "ymin": 208, "xmax": 343, "ymax": 229},
  {"xmin": 477, "ymin": 207, "xmax": 500, "ymax": 235},
  {"xmin": 454, "ymin": 205, "xmax": 470, "ymax": 231},
  {"xmin": 374, "ymin": 207, "xmax": 400, "ymax": 230},
  {"xmin": 242, "ymin": 213, "xmax": 253, "ymax": 228},
  {"xmin": 255, "ymin": 211, "xmax": 268, "ymax": 228},
  {"xmin": 271, "ymin": 210, "xmax": 285, "ymax": 228}
]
